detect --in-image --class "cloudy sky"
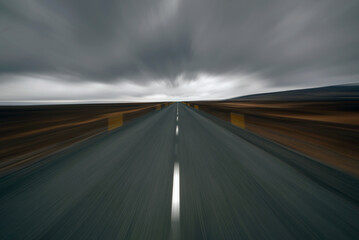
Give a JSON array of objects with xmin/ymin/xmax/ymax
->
[{"xmin": 1, "ymin": 0, "xmax": 359, "ymax": 103}]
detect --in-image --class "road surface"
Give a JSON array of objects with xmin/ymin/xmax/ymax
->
[{"xmin": 0, "ymin": 103, "xmax": 358, "ymax": 239}]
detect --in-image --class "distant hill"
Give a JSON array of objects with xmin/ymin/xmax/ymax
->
[{"xmin": 232, "ymin": 84, "xmax": 359, "ymax": 101}]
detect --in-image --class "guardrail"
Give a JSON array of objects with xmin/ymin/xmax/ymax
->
[
  {"xmin": 184, "ymin": 100, "xmax": 359, "ymax": 176},
  {"xmin": 0, "ymin": 102, "xmax": 170, "ymax": 173}
]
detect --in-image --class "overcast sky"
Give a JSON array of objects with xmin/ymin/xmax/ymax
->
[{"xmin": 1, "ymin": 0, "xmax": 359, "ymax": 103}]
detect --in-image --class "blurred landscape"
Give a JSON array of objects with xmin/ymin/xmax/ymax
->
[
  {"xmin": 1, "ymin": 85, "xmax": 358, "ymax": 176},
  {"xmin": 191, "ymin": 85, "xmax": 359, "ymax": 176},
  {"xmin": 0, "ymin": 103, "xmax": 167, "ymax": 173},
  {"xmin": 1, "ymin": 0, "xmax": 359, "ymax": 238}
]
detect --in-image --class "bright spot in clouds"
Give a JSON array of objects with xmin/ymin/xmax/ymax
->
[{"xmin": 0, "ymin": 73, "xmax": 294, "ymax": 104}]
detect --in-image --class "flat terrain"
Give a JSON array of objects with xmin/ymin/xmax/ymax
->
[
  {"xmin": 0, "ymin": 103, "xmax": 358, "ymax": 239},
  {"xmin": 193, "ymin": 100, "xmax": 359, "ymax": 176},
  {"xmin": 0, "ymin": 103, "xmax": 159, "ymax": 172}
]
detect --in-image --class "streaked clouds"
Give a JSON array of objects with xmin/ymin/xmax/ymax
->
[{"xmin": 0, "ymin": 0, "xmax": 359, "ymax": 103}]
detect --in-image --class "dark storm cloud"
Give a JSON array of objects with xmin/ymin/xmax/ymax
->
[{"xmin": 1, "ymin": 0, "xmax": 359, "ymax": 88}]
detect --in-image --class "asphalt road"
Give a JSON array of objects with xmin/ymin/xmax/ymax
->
[{"xmin": 0, "ymin": 103, "xmax": 358, "ymax": 239}]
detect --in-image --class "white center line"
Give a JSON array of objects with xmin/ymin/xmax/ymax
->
[
  {"xmin": 171, "ymin": 162, "xmax": 180, "ymax": 221},
  {"xmin": 176, "ymin": 125, "xmax": 179, "ymax": 136},
  {"xmin": 176, "ymin": 116, "xmax": 178, "ymax": 122}
]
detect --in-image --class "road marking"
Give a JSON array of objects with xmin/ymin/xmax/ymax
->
[
  {"xmin": 171, "ymin": 104, "xmax": 180, "ymax": 239},
  {"xmin": 171, "ymin": 162, "xmax": 180, "ymax": 221}
]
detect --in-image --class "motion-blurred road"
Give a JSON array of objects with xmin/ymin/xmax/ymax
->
[{"xmin": 0, "ymin": 103, "xmax": 358, "ymax": 239}]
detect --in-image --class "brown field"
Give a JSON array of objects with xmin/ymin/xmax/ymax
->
[
  {"xmin": 0, "ymin": 103, "xmax": 166, "ymax": 173},
  {"xmin": 190, "ymin": 100, "xmax": 359, "ymax": 176}
]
